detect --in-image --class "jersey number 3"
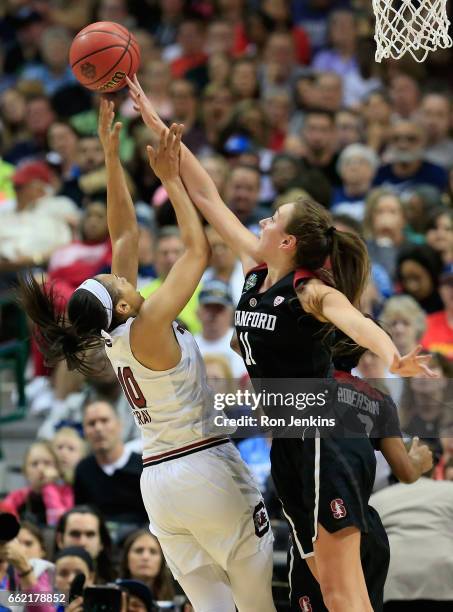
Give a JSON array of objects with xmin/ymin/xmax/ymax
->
[{"xmin": 117, "ymin": 367, "xmax": 146, "ymax": 409}]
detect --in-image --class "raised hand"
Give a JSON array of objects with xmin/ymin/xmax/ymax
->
[
  {"xmin": 126, "ymin": 74, "xmax": 159, "ymax": 131},
  {"xmin": 389, "ymin": 345, "xmax": 439, "ymax": 378},
  {"xmin": 408, "ymin": 437, "xmax": 433, "ymax": 475},
  {"xmin": 98, "ymin": 97, "xmax": 121, "ymax": 156},
  {"xmin": 146, "ymin": 123, "xmax": 183, "ymax": 182}
]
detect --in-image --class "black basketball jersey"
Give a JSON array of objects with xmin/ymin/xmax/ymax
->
[
  {"xmin": 235, "ymin": 264, "xmax": 332, "ymax": 378},
  {"xmin": 334, "ymin": 370, "xmax": 403, "ymax": 450}
]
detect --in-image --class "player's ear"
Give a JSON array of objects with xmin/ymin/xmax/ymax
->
[
  {"xmin": 281, "ymin": 235, "xmax": 296, "ymax": 250},
  {"xmin": 115, "ymin": 299, "xmax": 132, "ymax": 317}
]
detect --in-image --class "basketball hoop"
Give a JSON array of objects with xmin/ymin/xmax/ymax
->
[{"xmin": 373, "ymin": 0, "xmax": 453, "ymax": 62}]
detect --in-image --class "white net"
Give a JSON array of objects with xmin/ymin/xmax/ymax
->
[{"xmin": 373, "ymin": 0, "xmax": 453, "ymax": 62}]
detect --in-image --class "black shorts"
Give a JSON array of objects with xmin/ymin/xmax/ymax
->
[
  {"xmin": 271, "ymin": 436, "xmax": 377, "ymax": 557},
  {"xmin": 288, "ymin": 505, "xmax": 389, "ymax": 612}
]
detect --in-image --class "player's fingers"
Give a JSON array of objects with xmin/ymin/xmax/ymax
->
[
  {"xmin": 159, "ymin": 128, "xmax": 167, "ymax": 151},
  {"xmin": 411, "ymin": 436, "xmax": 419, "ymax": 448},
  {"xmin": 113, "ymin": 122, "xmax": 122, "ymax": 136},
  {"xmin": 146, "ymin": 145, "xmax": 156, "ymax": 166},
  {"xmin": 171, "ymin": 124, "xmax": 182, "ymax": 153}
]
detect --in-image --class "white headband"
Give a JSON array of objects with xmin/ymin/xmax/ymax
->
[{"xmin": 75, "ymin": 279, "xmax": 113, "ymax": 329}]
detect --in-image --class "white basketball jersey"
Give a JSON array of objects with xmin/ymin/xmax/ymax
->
[{"xmin": 102, "ymin": 319, "xmax": 220, "ymax": 458}]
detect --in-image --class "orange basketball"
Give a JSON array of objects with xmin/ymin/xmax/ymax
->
[{"xmin": 69, "ymin": 21, "xmax": 140, "ymax": 92}]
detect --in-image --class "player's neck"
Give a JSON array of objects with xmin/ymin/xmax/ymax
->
[{"xmin": 261, "ymin": 261, "xmax": 294, "ymax": 291}]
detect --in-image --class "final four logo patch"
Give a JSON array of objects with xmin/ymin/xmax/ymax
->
[
  {"xmin": 274, "ymin": 296, "xmax": 284, "ymax": 306},
  {"xmin": 244, "ymin": 273, "xmax": 258, "ymax": 291},
  {"xmin": 249, "ymin": 298, "xmax": 257, "ymax": 307}
]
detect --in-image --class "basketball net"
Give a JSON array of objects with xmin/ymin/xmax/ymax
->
[{"xmin": 373, "ymin": 0, "xmax": 453, "ymax": 62}]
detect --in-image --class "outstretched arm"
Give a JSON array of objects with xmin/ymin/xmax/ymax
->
[
  {"xmin": 135, "ymin": 124, "xmax": 210, "ymax": 328},
  {"xmin": 380, "ymin": 437, "xmax": 433, "ymax": 483},
  {"xmin": 127, "ymin": 76, "xmax": 260, "ymax": 273},
  {"xmin": 299, "ymin": 282, "xmax": 437, "ymax": 377},
  {"xmin": 98, "ymin": 98, "xmax": 139, "ymax": 287}
]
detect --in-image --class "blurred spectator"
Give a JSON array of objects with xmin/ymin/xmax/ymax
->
[
  {"xmin": 170, "ymin": 18, "xmax": 207, "ymax": 80},
  {"xmin": 54, "ymin": 546, "xmax": 95, "ymax": 600},
  {"xmin": 374, "ymin": 120, "xmax": 448, "ymax": 193},
  {"xmin": 74, "ymin": 400, "xmax": 147, "ymax": 525},
  {"xmin": 314, "ymin": 71, "xmax": 343, "ymax": 113},
  {"xmin": 141, "ymin": 226, "xmax": 201, "ymax": 334},
  {"xmin": 47, "ymin": 121, "xmax": 79, "ymax": 181},
  {"xmin": 343, "ymin": 37, "xmax": 382, "ymax": 108},
  {"xmin": 332, "ymin": 143, "xmax": 379, "ymax": 221},
  {"xmin": 263, "ymin": 89, "xmax": 291, "ymax": 152},
  {"xmin": 364, "ymin": 188, "xmax": 407, "ymax": 279},
  {"xmin": 335, "ymin": 109, "xmax": 363, "ymax": 150},
  {"xmin": 312, "ymin": 10, "xmax": 359, "ymax": 82},
  {"xmin": 380, "ymin": 295, "xmax": 427, "ymax": 356},
  {"xmin": 169, "ymin": 79, "xmax": 208, "ymax": 154},
  {"xmin": 119, "ymin": 529, "xmax": 175, "ymax": 601},
  {"xmin": 136, "ymin": 209, "xmax": 156, "ymax": 290},
  {"xmin": 396, "ymin": 244, "xmax": 444, "ymax": 313},
  {"xmin": 371, "ymin": 470, "xmax": 453, "ymax": 611},
  {"xmin": 0, "ymin": 88, "xmax": 28, "ymax": 153},
  {"xmin": 202, "ymin": 227, "xmax": 243, "ymax": 305},
  {"xmin": 152, "ymin": 0, "xmax": 184, "ymax": 48},
  {"xmin": 225, "ymin": 164, "xmax": 267, "ymax": 231},
  {"xmin": 389, "ymin": 73, "xmax": 421, "ymax": 119},
  {"xmin": 52, "ymin": 427, "xmax": 86, "ymax": 486},
  {"xmin": 97, "ymin": 0, "xmax": 135, "ymax": 28},
  {"xmin": 206, "ymin": 18, "xmax": 235, "ymax": 56},
  {"xmin": 0, "ymin": 161, "xmax": 79, "ymax": 275},
  {"xmin": 17, "ymin": 522, "xmax": 47, "ymax": 562},
  {"xmin": 259, "ymin": 31, "xmax": 305, "ymax": 97},
  {"xmin": 55, "ymin": 506, "xmax": 115, "ymax": 583},
  {"xmin": 115, "ymin": 579, "xmax": 156, "ymax": 612},
  {"xmin": 0, "ymin": 534, "xmax": 54, "ymax": 612},
  {"xmin": 2, "ymin": 441, "xmax": 73, "ymax": 527},
  {"xmin": 362, "ymin": 89, "xmax": 393, "ymax": 153},
  {"xmin": 420, "ymin": 92, "xmax": 453, "ymax": 169},
  {"xmin": 425, "ymin": 208, "xmax": 453, "ymax": 265},
  {"xmin": 45, "ymin": 201, "xmax": 112, "ymax": 303},
  {"xmin": 399, "ymin": 352, "xmax": 452, "ymax": 446},
  {"xmin": 3, "ymin": 8, "xmax": 45, "ymax": 75},
  {"xmin": 401, "ymin": 185, "xmax": 442, "ymax": 243},
  {"xmin": 286, "ymin": 109, "xmax": 340, "ymax": 188},
  {"xmin": 207, "ymin": 52, "xmax": 231, "ymax": 88},
  {"xmin": 20, "ymin": 26, "xmax": 77, "ymax": 96},
  {"xmin": 230, "ymin": 57, "xmax": 259, "ymax": 102},
  {"xmin": 201, "ymin": 83, "xmax": 234, "ymax": 148},
  {"xmin": 199, "ymin": 154, "xmax": 230, "ymax": 200},
  {"xmin": 195, "ymin": 280, "xmax": 248, "ymax": 379},
  {"xmin": 139, "ymin": 60, "xmax": 173, "ymax": 121},
  {"xmin": 5, "ymin": 95, "xmax": 56, "ymax": 165},
  {"xmin": 422, "ymin": 264, "xmax": 453, "ymax": 359}
]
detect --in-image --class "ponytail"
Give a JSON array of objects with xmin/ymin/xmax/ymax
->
[
  {"xmin": 329, "ymin": 228, "xmax": 370, "ymax": 306},
  {"xmin": 18, "ymin": 274, "xmax": 116, "ymax": 376},
  {"xmin": 286, "ymin": 198, "xmax": 370, "ymax": 305}
]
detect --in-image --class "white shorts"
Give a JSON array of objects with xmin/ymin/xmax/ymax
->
[{"xmin": 140, "ymin": 441, "xmax": 274, "ymax": 578}]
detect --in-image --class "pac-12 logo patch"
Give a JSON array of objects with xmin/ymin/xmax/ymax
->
[
  {"xmin": 299, "ymin": 596, "xmax": 313, "ymax": 611},
  {"xmin": 330, "ymin": 498, "xmax": 347, "ymax": 519},
  {"xmin": 244, "ymin": 273, "xmax": 258, "ymax": 291},
  {"xmin": 253, "ymin": 501, "xmax": 270, "ymax": 538},
  {"xmin": 274, "ymin": 295, "xmax": 284, "ymax": 306}
]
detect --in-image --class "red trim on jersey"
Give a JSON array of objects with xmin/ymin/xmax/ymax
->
[
  {"xmin": 334, "ymin": 370, "xmax": 385, "ymax": 401},
  {"xmin": 293, "ymin": 268, "xmax": 317, "ymax": 290}
]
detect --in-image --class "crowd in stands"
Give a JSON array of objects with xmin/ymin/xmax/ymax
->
[{"xmin": 0, "ymin": 0, "xmax": 453, "ymax": 610}]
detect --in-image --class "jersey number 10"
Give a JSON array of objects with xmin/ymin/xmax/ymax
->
[{"xmin": 117, "ymin": 367, "xmax": 146, "ymax": 409}]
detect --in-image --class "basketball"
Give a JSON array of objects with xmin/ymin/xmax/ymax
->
[{"xmin": 69, "ymin": 21, "xmax": 140, "ymax": 92}]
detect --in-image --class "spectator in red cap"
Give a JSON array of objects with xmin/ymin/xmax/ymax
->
[{"xmin": 0, "ymin": 161, "xmax": 79, "ymax": 274}]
